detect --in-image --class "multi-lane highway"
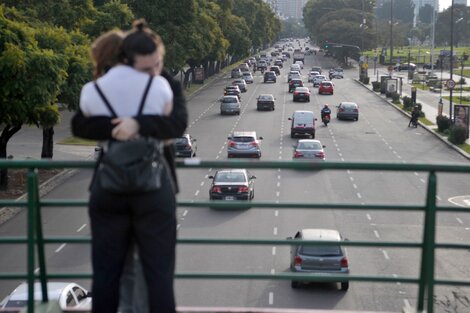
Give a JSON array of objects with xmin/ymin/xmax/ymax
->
[{"xmin": 1, "ymin": 39, "xmax": 469, "ymax": 312}]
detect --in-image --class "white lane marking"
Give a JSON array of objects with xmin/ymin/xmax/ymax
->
[
  {"xmin": 347, "ymin": 170, "xmax": 352, "ymax": 175},
  {"xmin": 215, "ymin": 155, "xmax": 219, "ymax": 159},
  {"xmin": 35, "ymin": 267, "xmax": 40, "ymax": 274},
  {"xmin": 341, "ymin": 157, "xmax": 345, "ymax": 161},
  {"xmin": 183, "ymin": 210, "xmax": 188, "ymax": 217},
  {"xmin": 273, "ymin": 227, "xmax": 278, "ymax": 235},
  {"xmin": 275, "ymin": 210, "xmax": 279, "ymax": 217},
  {"xmin": 374, "ymin": 230, "xmax": 380, "ymax": 238},
  {"xmin": 420, "ymin": 179, "xmax": 426, "ymax": 183},
  {"xmin": 278, "ymin": 169, "xmax": 281, "ymax": 172},
  {"xmin": 209, "ymin": 168, "xmax": 212, "ymax": 172},
  {"xmin": 279, "ymin": 151, "xmax": 282, "ymax": 154},
  {"xmin": 269, "ymin": 292, "xmax": 274, "ymax": 305},
  {"xmin": 353, "ymin": 184, "xmax": 358, "ymax": 189},
  {"xmin": 272, "ymin": 247, "xmax": 276, "ymax": 255},
  {"xmin": 404, "ymin": 299, "xmax": 411, "ymax": 308},
  {"xmin": 200, "ymin": 181, "xmax": 205, "ymax": 186},
  {"xmin": 271, "ymin": 269, "xmax": 275, "ymax": 274},
  {"xmin": 397, "ymin": 155, "xmax": 402, "ymax": 159},
  {"xmin": 55, "ymin": 244, "xmax": 66, "ymax": 253},
  {"xmin": 357, "ymin": 193, "xmax": 362, "ymax": 199},
  {"xmin": 177, "ymin": 224, "xmax": 181, "ymax": 230},
  {"xmin": 366, "ymin": 214, "xmax": 372, "ymax": 220},
  {"xmin": 278, "ymin": 156, "xmax": 282, "ymax": 159},
  {"xmin": 349, "ymin": 177, "xmax": 354, "ymax": 182},
  {"xmin": 277, "ymin": 182, "xmax": 281, "ymax": 187},
  {"xmin": 414, "ymin": 172, "xmax": 419, "ymax": 176},
  {"xmin": 338, "ymin": 153, "xmax": 343, "ymax": 157},
  {"xmin": 382, "ymin": 250, "xmax": 390, "ymax": 260},
  {"xmin": 276, "ymin": 191, "xmax": 280, "ymax": 197},
  {"xmin": 195, "ymin": 190, "xmax": 200, "ymax": 196},
  {"xmin": 456, "ymin": 217, "xmax": 464, "ymax": 225},
  {"xmin": 277, "ymin": 175, "xmax": 281, "ymax": 180},
  {"xmin": 76, "ymin": 224, "xmax": 87, "ymax": 232},
  {"xmin": 436, "ymin": 196, "xmax": 442, "ymax": 201}
]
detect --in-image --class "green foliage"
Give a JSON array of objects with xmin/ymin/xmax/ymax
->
[
  {"xmin": 403, "ymin": 96, "xmax": 413, "ymax": 110},
  {"xmin": 436, "ymin": 115, "xmax": 451, "ymax": 132},
  {"xmin": 449, "ymin": 126, "xmax": 468, "ymax": 145},
  {"xmin": 376, "ymin": 0, "xmax": 415, "ymax": 24},
  {"xmin": 391, "ymin": 92, "xmax": 400, "ymax": 102}
]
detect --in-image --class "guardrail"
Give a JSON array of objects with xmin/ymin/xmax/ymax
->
[{"xmin": 1, "ymin": 159, "xmax": 470, "ymax": 313}]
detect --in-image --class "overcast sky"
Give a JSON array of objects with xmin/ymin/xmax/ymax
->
[{"xmin": 439, "ymin": 0, "xmax": 468, "ymax": 11}]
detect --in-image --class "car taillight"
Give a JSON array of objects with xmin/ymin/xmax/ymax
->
[
  {"xmin": 250, "ymin": 142, "xmax": 259, "ymax": 148},
  {"xmin": 294, "ymin": 92, "xmax": 299, "ymax": 96},
  {"xmin": 340, "ymin": 257, "xmax": 349, "ymax": 268},
  {"xmin": 339, "ymin": 108, "xmax": 344, "ymax": 112},
  {"xmin": 353, "ymin": 108, "xmax": 358, "ymax": 112},
  {"xmin": 294, "ymin": 151, "xmax": 303, "ymax": 158},
  {"xmin": 315, "ymin": 151, "xmax": 325, "ymax": 158},
  {"xmin": 238, "ymin": 186, "xmax": 249, "ymax": 193},
  {"xmin": 294, "ymin": 256, "xmax": 302, "ymax": 266},
  {"xmin": 228, "ymin": 141, "xmax": 236, "ymax": 147},
  {"xmin": 185, "ymin": 144, "xmax": 191, "ymax": 150},
  {"xmin": 212, "ymin": 186, "xmax": 221, "ymax": 193}
]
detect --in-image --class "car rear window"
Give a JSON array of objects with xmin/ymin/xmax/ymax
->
[
  {"xmin": 232, "ymin": 136, "xmax": 255, "ymax": 142},
  {"xmin": 215, "ymin": 172, "xmax": 246, "ymax": 183},
  {"xmin": 300, "ymin": 245, "xmax": 341, "ymax": 256},
  {"xmin": 294, "ymin": 115, "xmax": 313, "ymax": 124},
  {"xmin": 259, "ymin": 96, "xmax": 273, "ymax": 101},
  {"xmin": 321, "ymin": 82, "xmax": 332, "ymax": 87},
  {"xmin": 298, "ymin": 142, "xmax": 322, "ymax": 150},
  {"xmin": 342, "ymin": 103, "xmax": 357, "ymax": 109},
  {"xmin": 223, "ymin": 97, "xmax": 238, "ymax": 103}
]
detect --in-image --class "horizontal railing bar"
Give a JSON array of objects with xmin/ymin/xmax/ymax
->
[
  {"xmin": 1, "ymin": 160, "xmax": 470, "ymax": 173},
  {"xmin": 0, "ymin": 200, "xmax": 27, "ymax": 207}
]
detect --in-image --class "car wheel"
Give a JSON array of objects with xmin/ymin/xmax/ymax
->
[
  {"xmin": 272, "ymin": 106, "xmax": 275, "ymax": 111},
  {"xmin": 307, "ymin": 97, "xmax": 310, "ymax": 102},
  {"xmin": 341, "ymin": 282, "xmax": 349, "ymax": 291},
  {"xmin": 356, "ymin": 117, "xmax": 359, "ymax": 121},
  {"xmin": 291, "ymin": 281, "xmax": 300, "ymax": 289},
  {"xmin": 311, "ymin": 132, "xmax": 315, "ymax": 139}
]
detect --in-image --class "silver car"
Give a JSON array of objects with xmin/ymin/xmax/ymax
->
[
  {"xmin": 313, "ymin": 75, "xmax": 326, "ymax": 87},
  {"xmin": 232, "ymin": 79, "xmax": 247, "ymax": 92},
  {"xmin": 288, "ymin": 229, "xmax": 350, "ymax": 290},
  {"xmin": 227, "ymin": 131, "xmax": 263, "ymax": 158},
  {"xmin": 242, "ymin": 72, "xmax": 254, "ymax": 84},
  {"xmin": 337, "ymin": 102, "xmax": 359, "ymax": 121},
  {"xmin": 220, "ymin": 95, "xmax": 241, "ymax": 115},
  {"xmin": 293, "ymin": 139, "xmax": 325, "ymax": 161},
  {"xmin": 288, "ymin": 71, "xmax": 301, "ymax": 82},
  {"xmin": 0, "ymin": 282, "xmax": 92, "ymax": 310}
]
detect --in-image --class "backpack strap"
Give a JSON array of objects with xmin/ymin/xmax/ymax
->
[
  {"xmin": 94, "ymin": 82, "xmax": 118, "ymax": 118},
  {"xmin": 137, "ymin": 76, "xmax": 154, "ymax": 116}
]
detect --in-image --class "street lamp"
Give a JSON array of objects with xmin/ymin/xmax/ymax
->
[
  {"xmin": 449, "ymin": 0, "xmax": 455, "ymax": 121},
  {"xmin": 389, "ymin": 0, "xmax": 394, "ymax": 65}
]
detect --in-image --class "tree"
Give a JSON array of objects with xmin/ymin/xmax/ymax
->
[
  {"xmin": 376, "ymin": 0, "xmax": 415, "ymax": 24},
  {"xmin": 419, "ymin": 4, "xmax": 434, "ymax": 24},
  {"xmin": 435, "ymin": 4, "xmax": 470, "ymax": 47},
  {"xmin": 279, "ymin": 18, "xmax": 309, "ymax": 39}
]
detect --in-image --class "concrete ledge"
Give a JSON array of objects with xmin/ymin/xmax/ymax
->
[{"xmin": 354, "ymin": 79, "xmax": 470, "ymax": 161}]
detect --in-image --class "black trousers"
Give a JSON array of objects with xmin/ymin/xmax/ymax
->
[{"xmin": 89, "ymin": 168, "xmax": 176, "ymax": 313}]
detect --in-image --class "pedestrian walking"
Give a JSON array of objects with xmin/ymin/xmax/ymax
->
[{"xmin": 74, "ymin": 20, "xmax": 184, "ymax": 313}]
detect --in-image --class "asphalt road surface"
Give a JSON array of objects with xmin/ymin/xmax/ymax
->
[{"xmin": 1, "ymin": 39, "xmax": 469, "ymax": 312}]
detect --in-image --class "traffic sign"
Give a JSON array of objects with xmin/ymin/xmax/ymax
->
[{"xmin": 446, "ymin": 79, "xmax": 456, "ymax": 89}]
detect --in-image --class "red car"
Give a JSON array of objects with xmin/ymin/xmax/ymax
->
[{"xmin": 318, "ymin": 81, "xmax": 334, "ymax": 95}]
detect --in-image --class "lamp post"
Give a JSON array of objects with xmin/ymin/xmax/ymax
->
[
  {"xmin": 389, "ymin": 0, "xmax": 393, "ymax": 65},
  {"xmin": 449, "ymin": 0, "xmax": 455, "ymax": 121},
  {"xmin": 430, "ymin": 0, "xmax": 437, "ymax": 74}
]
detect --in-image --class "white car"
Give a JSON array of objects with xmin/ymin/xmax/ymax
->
[
  {"xmin": 308, "ymin": 71, "xmax": 320, "ymax": 82},
  {"xmin": 242, "ymin": 72, "xmax": 254, "ymax": 84},
  {"xmin": 295, "ymin": 61, "xmax": 304, "ymax": 69},
  {"xmin": 288, "ymin": 70, "xmax": 301, "ymax": 82},
  {"xmin": 313, "ymin": 75, "xmax": 327, "ymax": 87},
  {"xmin": 290, "ymin": 64, "xmax": 301, "ymax": 72},
  {"xmin": 0, "ymin": 282, "xmax": 91, "ymax": 310}
]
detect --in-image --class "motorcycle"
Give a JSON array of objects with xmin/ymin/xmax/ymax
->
[
  {"xmin": 409, "ymin": 116, "xmax": 418, "ymax": 128},
  {"xmin": 260, "ymin": 68, "xmax": 265, "ymax": 74},
  {"xmin": 322, "ymin": 114, "xmax": 330, "ymax": 127}
]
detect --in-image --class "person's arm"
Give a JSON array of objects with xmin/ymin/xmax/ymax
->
[{"xmin": 72, "ymin": 69, "xmax": 188, "ymax": 140}]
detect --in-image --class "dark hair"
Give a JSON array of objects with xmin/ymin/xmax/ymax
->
[{"xmin": 122, "ymin": 19, "xmax": 165, "ymax": 66}]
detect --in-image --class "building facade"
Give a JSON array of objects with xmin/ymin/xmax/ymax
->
[{"xmin": 276, "ymin": 0, "xmax": 308, "ymax": 19}]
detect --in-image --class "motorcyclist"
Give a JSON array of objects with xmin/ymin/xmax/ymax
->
[
  {"xmin": 321, "ymin": 104, "xmax": 331, "ymax": 120},
  {"xmin": 409, "ymin": 106, "xmax": 420, "ymax": 127}
]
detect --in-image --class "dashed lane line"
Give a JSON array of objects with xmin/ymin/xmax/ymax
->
[
  {"xmin": 382, "ymin": 250, "xmax": 390, "ymax": 260},
  {"xmin": 55, "ymin": 244, "xmax": 66, "ymax": 253},
  {"xmin": 269, "ymin": 292, "xmax": 274, "ymax": 305},
  {"xmin": 273, "ymin": 227, "xmax": 278, "ymax": 236},
  {"xmin": 456, "ymin": 217, "xmax": 464, "ymax": 225},
  {"xmin": 194, "ymin": 190, "xmax": 200, "ymax": 196},
  {"xmin": 366, "ymin": 214, "xmax": 372, "ymax": 220},
  {"xmin": 272, "ymin": 247, "xmax": 276, "ymax": 255},
  {"xmin": 76, "ymin": 224, "xmax": 87, "ymax": 232},
  {"xmin": 374, "ymin": 230, "xmax": 380, "ymax": 238}
]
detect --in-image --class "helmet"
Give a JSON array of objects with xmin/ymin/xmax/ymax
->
[{"xmin": 324, "ymin": 104, "xmax": 329, "ymax": 108}]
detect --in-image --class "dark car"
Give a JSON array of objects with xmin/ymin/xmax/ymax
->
[
  {"xmin": 270, "ymin": 66, "xmax": 281, "ymax": 76},
  {"xmin": 293, "ymin": 87, "xmax": 311, "ymax": 102},
  {"xmin": 283, "ymin": 52, "xmax": 291, "ymax": 58},
  {"xmin": 175, "ymin": 134, "xmax": 197, "ymax": 158},
  {"xmin": 208, "ymin": 169, "xmax": 256, "ymax": 201},
  {"xmin": 274, "ymin": 59, "xmax": 283, "ymax": 68},
  {"xmin": 257, "ymin": 94, "xmax": 275, "ymax": 111},
  {"xmin": 394, "ymin": 63, "xmax": 416, "ymax": 71},
  {"xmin": 264, "ymin": 71, "xmax": 277, "ymax": 83},
  {"xmin": 289, "ymin": 79, "xmax": 304, "ymax": 93}
]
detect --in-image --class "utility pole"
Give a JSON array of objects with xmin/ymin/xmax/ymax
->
[
  {"xmin": 450, "ymin": 0, "xmax": 454, "ymax": 121},
  {"xmin": 430, "ymin": 0, "xmax": 437, "ymax": 74},
  {"xmin": 389, "ymin": 0, "xmax": 393, "ymax": 65}
]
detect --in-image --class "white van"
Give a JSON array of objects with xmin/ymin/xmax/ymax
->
[
  {"xmin": 290, "ymin": 64, "xmax": 301, "ymax": 72},
  {"xmin": 288, "ymin": 110, "xmax": 316, "ymax": 139}
]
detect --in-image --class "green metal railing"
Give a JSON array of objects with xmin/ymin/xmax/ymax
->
[{"xmin": 1, "ymin": 159, "xmax": 470, "ymax": 313}]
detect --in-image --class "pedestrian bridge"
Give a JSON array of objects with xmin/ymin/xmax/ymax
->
[{"xmin": 1, "ymin": 159, "xmax": 470, "ymax": 313}]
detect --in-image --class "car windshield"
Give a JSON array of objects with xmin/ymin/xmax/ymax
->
[
  {"xmin": 215, "ymin": 172, "xmax": 246, "ymax": 183},
  {"xmin": 5, "ymin": 300, "xmax": 30, "ymax": 308},
  {"xmin": 223, "ymin": 97, "xmax": 238, "ymax": 103},
  {"xmin": 175, "ymin": 138, "xmax": 188, "ymax": 144},
  {"xmin": 232, "ymin": 136, "xmax": 255, "ymax": 142},
  {"xmin": 300, "ymin": 245, "xmax": 341, "ymax": 257},
  {"xmin": 298, "ymin": 142, "xmax": 322, "ymax": 150},
  {"xmin": 342, "ymin": 103, "xmax": 357, "ymax": 109}
]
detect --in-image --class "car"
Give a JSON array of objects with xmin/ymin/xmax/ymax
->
[
  {"xmin": 231, "ymin": 68, "xmax": 242, "ymax": 78},
  {"xmin": 293, "ymin": 87, "xmax": 311, "ymax": 102},
  {"xmin": 274, "ymin": 59, "xmax": 283, "ymax": 67},
  {"xmin": 289, "ymin": 79, "xmax": 304, "ymax": 93},
  {"xmin": 175, "ymin": 134, "xmax": 197, "ymax": 158},
  {"xmin": 232, "ymin": 79, "xmax": 247, "ymax": 92},
  {"xmin": 239, "ymin": 63, "xmax": 250, "ymax": 72},
  {"xmin": 394, "ymin": 63, "xmax": 416, "ymax": 71},
  {"xmin": 290, "ymin": 64, "xmax": 301, "ymax": 72},
  {"xmin": 281, "ymin": 54, "xmax": 288, "ymax": 61},
  {"xmin": 330, "ymin": 68, "xmax": 344, "ymax": 79},
  {"xmin": 308, "ymin": 71, "xmax": 320, "ymax": 82},
  {"xmin": 270, "ymin": 66, "xmax": 281, "ymax": 76},
  {"xmin": 283, "ymin": 52, "xmax": 291, "ymax": 58},
  {"xmin": 220, "ymin": 95, "xmax": 241, "ymax": 115},
  {"xmin": 337, "ymin": 102, "xmax": 359, "ymax": 120},
  {"xmin": 313, "ymin": 75, "xmax": 326, "ymax": 87},
  {"xmin": 311, "ymin": 66, "xmax": 322, "ymax": 74},
  {"xmin": 0, "ymin": 282, "xmax": 92, "ymax": 310},
  {"xmin": 256, "ymin": 94, "xmax": 276, "ymax": 111},
  {"xmin": 224, "ymin": 85, "xmax": 241, "ymax": 99},
  {"xmin": 289, "ymin": 110, "xmax": 316, "ymax": 138},
  {"xmin": 288, "ymin": 229, "xmax": 349, "ymax": 290},
  {"xmin": 292, "ymin": 139, "xmax": 325, "ymax": 161},
  {"xmin": 257, "ymin": 60, "xmax": 268, "ymax": 70},
  {"xmin": 288, "ymin": 71, "xmax": 301, "ymax": 82},
  {"xmin": 227, "ymin": 131, "xmax": 263, "ymax": 158},
  {"xmin": 294, "ymin": 60, "xmax": 304, "ymax": 69},
  {"xmin": 263, "ymin": 71, "xmax": 277, "ymax": 83},
  {"xmin": 208, "ymin": 169, "xmax": 256, "ymax": 201},
  {"xmin": 318, "ymin": 81, "xmax": 334, "ymax": 95},
  {"xmin": 271, "ymin": 51, "xmax": 279, "ymax": 57},
  {"xmin": 242, "ymin": 72, "xmax": 254, "ymax": 84}
]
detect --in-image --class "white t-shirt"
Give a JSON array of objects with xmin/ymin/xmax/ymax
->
[{"xmin": 80, "ymin": 65, "xmax": 173, "ymax": 117}]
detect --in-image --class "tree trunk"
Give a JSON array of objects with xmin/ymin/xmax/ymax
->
[
  {"xmin": 0, "ymin": 124, "xmax": 22, "ymax": 190},
  {"xmin": 41, "ymin": 127, "xmax": 54, "ymax": 159},
  {"xmin": 184, "ymin": 67, "xmax": 193, "ymax": 88}
]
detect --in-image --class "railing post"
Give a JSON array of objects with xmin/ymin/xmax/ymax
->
[
  {"xmin": 26, "ymin": 169, "xmax": 38, "ymax": 313},
  {"xmin": 35, "ymin": 172, "xmax": 48, "ymax": 304},
  {"xmin": 417, "ymin": 171, "xmax": 437, "ymax": 313}
]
